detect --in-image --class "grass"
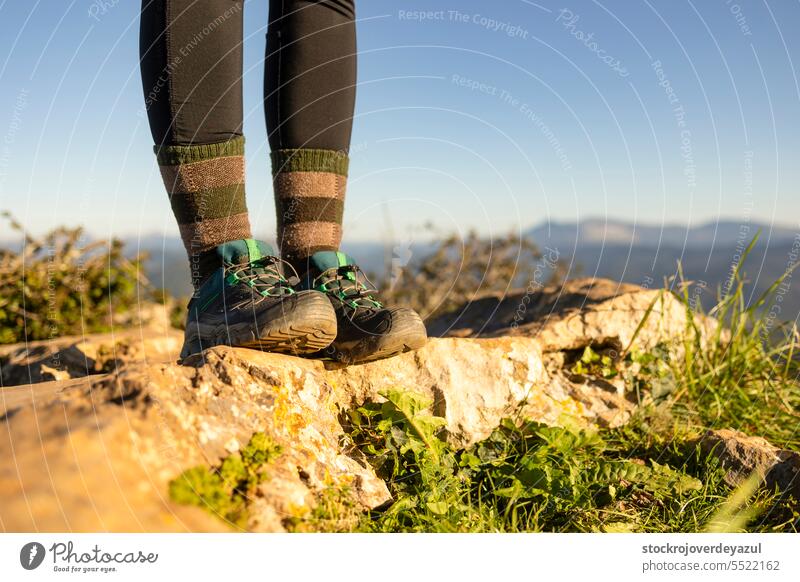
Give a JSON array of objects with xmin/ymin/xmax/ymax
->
[
  {"xmin": 324, "ymin": 393, "xmax": 796, "ymax": 533},
  {"xmin": 670, "ymin": 236, "xmax": 800, "ymax": 449}
]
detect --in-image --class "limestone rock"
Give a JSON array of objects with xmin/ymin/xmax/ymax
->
[
  {"xmin": 699, "ymin": 429, "xmax": 800, "ymax": 499},
  {"xmin": 328, "ymin": 335, "xmax": 633, "ymax": 445},
  {"xmin": 428, "ymin": 278, "xmax": 717, "ymax": 354},
  {"xmin": 0, "ymin": 303, "xmax": 181, "ymax": 386},
  {"xmin": 0, "ymin": 278, "xmax": 717, "ymax": 531},
  {"xmin": 0, "ymin": 348, "xmax": 391, "ymax": 532}
]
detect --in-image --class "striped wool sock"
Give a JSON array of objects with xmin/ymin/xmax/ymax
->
[
  {"xmin": 271, "ymin": 148, "xmax": 348, "ymax": 273},
  {"xmin": 156, "ymin": 136, "xmax": 252, "ymax": 288}
]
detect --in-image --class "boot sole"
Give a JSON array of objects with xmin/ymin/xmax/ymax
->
[
  {"xmin": 317, "ymin": 309, "xmax": 428, "ymax": 365},
  {"xmin": 181, "ymin": 291, "xmax": 337, "ymax": 361}
]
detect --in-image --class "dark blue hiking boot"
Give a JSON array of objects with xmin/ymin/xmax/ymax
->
[
  {"xmin": 297, "ymin": 251, "xmax": 427, "ymax": 364},
  {"xmin": 179, "ymin": 239, "xmax": 337, "ymax": 361}
]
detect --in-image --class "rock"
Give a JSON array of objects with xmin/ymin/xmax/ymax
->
[
  {"xmin": 427, "ymin": 278, "xmax": 718, "ymax": 426},
  {"xmin": 428, "ymin": 278, "xmax": 718, "ymax": 354},
  {"xmin": 328, "ymin": 334, "xmax": 640, "ymax": 444},
  {"xmin": 0, "ymin": 348, "xmax": 390, "ymax": 532},
  {"xmin": 0, "ymin": 306, "xmax": 182, "ymax": 386},
  {"xmin": 699, "ymin": 429, "xmax": 800, "ymax": 499},
  {"xmin": 330, "ymin": 337, "xmax": 550, "ymax": 446},
  {"xmin": 0, "ymin": 278, "xmax": 715, "ymax": 531}
]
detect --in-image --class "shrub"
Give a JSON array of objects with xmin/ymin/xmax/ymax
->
[
  {"xmin": 0, "ymin": 212, "xmax": 149, "ymax": 344},
  {"xmin": 379, "ymin": 229, "xmax": 566, "ymax": 319}
]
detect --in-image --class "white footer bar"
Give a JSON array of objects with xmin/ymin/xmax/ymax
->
[{"xmin": 1, "ymin": 533, "xmax": 797, "ymax": 581}]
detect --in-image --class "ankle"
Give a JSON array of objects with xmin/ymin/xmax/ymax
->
[
  {"xmin": 190, "ymin": 248, "xmax": 222, "ymax": 290},
  {"xmin": 271, "ymin": 148, "xmax": 348, "ymax": 264},
  {"xmin": 155, "ymin": 136, "xmax": 253, "ymax": 291}
]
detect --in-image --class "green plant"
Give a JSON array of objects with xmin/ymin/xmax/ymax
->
[
  {"xmin": 169, "ymin": 432, "xmax": 282, "ymax": 528},
  {"xmin": 0, "ymin": 212, "xmax": 150, "ymax": 343},
  {"xmin": 335, "ymin": 390, "xmax": 784, "ymax": 533},
  {"xmin": 570, "ymin": 345, "xmax": 619, "ymax": 379}
]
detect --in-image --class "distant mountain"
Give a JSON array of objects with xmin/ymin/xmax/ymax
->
[
  {"xmin": 525, "ymin": 219, "xmax": 800, "ymax": 320},
  {"xmin": 527, "ymin": 219, "xmax": 799, "ymax": 250}
]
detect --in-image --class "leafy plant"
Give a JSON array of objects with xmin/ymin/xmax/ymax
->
[
  {"xmin": 570, "ymin": 345, "xmax": 619, "ymax": 379},
  {"xmin": 169, "ymin": 432, "xmax": 282, "ymax": 528},
  {"xmin": 346, "ymin": 389, "xmax": 458, "ymax": 524},
  {"xmin": 338, "ymin": 390, "xmax": 770, "ymax": 533},
  {"xmin": 624, "ymin": 344, "xmax": 678, "ymax": 401}
]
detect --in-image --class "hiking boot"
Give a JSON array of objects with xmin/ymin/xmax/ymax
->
[
  {"xmin": 179, "ymin": 239, "xmax": 337, "ymax": 361},
  {"xmin": 297, "ymin": 251, "xmax": 427, "ymax": 364}
]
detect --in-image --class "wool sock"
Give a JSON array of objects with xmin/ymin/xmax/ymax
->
[
  {"xmin": 271, "ymin": 148, "xmax": 348, "ymax": 274},
  {"xmin": 156, "ymin": 136, "xmax": 252, "ymax": 289}
]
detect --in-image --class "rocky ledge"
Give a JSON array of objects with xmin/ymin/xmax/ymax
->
[{"xmin": 1, "ymin": 278, "xmax": 784, "ymax": 532}]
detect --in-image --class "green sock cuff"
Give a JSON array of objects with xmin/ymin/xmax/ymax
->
[
  {"xmin": 155, "ymin": 135, "xmax": 245, "ymax": 166},
  {"xmin": 271, "ymin": 148, "xmax": 349, "ymax": 177}
]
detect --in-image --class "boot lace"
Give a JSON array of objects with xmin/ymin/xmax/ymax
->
[
  {"xmin": 225, "ymin": 256, "xmax": 298, "ymax": 308},
  {"xmin": 312, "ymin": 265, "xmax": 383, "ymax": 311}
]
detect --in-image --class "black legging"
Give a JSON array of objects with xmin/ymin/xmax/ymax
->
[{"xmin": 139, "ymin": 0, "xmax": 356, "ymax": 152}]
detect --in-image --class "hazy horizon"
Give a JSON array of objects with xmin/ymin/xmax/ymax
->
[
  {"xmin": 3, "ymin": 215, "xmax": 800, "ymax": 247},
  {"xmin": 1, "ymin": 1, "xmax": 798, "ymax": 243}
]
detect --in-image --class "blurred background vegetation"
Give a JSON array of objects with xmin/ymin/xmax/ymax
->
[
  {"xmin": 0, "ymin": 212, "xmax": 154, "ymax": 344},
  {"xmin": 0, "ymin": 213, "xmax": 567, "ymax": 345}
]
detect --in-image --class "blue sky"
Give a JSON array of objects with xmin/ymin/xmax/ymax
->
[{"xmin": 0, "ymin": 0, "xmax": 798, "ymax": 243}]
